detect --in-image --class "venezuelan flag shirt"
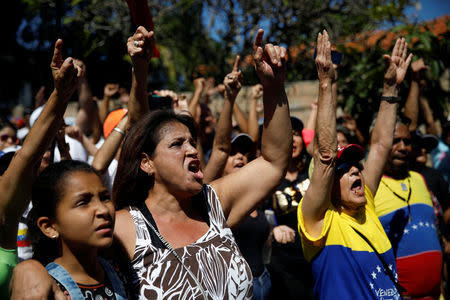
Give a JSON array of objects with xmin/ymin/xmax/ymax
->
[
  {"xmin": 375, "ymin": 171, "xmax": 442, "ymax": 298},
  {"xmin": 298, "ymin": 186, "xmax": 400, "ymax": 300}
]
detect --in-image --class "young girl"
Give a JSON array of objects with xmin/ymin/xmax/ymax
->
[{"xmin": 28, "ymin": 160, "xmax": 127, "ymax": 299}]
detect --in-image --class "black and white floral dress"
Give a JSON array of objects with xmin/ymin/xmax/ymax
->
[{"xmin": 127, "ymin": 184, "xmax": 253, "ymax": 299}]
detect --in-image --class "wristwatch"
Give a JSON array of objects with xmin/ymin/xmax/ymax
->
[{"xmin": 380, "ymin": 96, "xmax": 400, "ymax": 103}]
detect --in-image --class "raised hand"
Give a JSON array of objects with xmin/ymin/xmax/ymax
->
[
  {"xmin": 104, "ymin": 83, "xmax": 119, "ymax": 98},
  {"xmin": 65, "ymin": 125, "xmax": 83, "ymax": 143},
  {"xmin": 193, "ymin": 77, "xmax": 206, "ymax": 92},
  {"xmin": 127, "ymin": 26, "xmax": 155, "ymax": 69},
  {"xmin": 223, "ymin": 55, "xmax": 243, "ymax": 100},
  {"xmin": 55, "ymin": 125, "xmax": 67, "ymax": 144},
  {"xmin": 154, "ymin": 89, "xmax": 179, "ymax": 103},
  {"xmin": 174, "ymin": 94, "xmax": 190, "ymax": 115},
  {"xmin": 73, "ymin": 59, "xmax": 87, "ymax": 79},
  {"xmin": 253, "ymin": 29, "xmax": 287, "ymax": 89},
  {"xmin": 315, "ymin": 30, "xmax": 334, "ymax": 83},
  {"xmin": 250, "ymin": 84, "xmax": 263, "ymax": 100},
  {"xmin": 119, "ymin": 87, "xmax": 130, "ymax": 104},
  {"xmin": 50, "ymin": 39, "xmax": 84, "ymax": 100},
  {"xmin": 343, "ymin": 114, "xmax": 357, "ymax": 131},
  {"xmin": 383, "ymin": 37, "xmax": 413, "ymax": 87},
  {"xmin": 411, "ymin": 58, "xmax": 428, "ymax": 73}
]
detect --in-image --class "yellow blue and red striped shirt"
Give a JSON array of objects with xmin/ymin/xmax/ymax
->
[{"xmin": 298, "ymin": 186, "xmax": 399, "ymax": 299}]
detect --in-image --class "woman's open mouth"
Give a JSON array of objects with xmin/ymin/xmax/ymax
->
[
  {"xmin": 351, "ymin": 179, "xmax": 364, "ymax": 196},
  {"xmin": 234, "ymin": 162, "xmax": 245, "ymax": 168},
  {"xmin": 188, "ymin": 160, "xmax": 204, "ymax": 180}
]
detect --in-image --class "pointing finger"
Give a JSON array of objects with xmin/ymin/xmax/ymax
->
[
  {"xmin": 232, "ymin": 55, "xmax": 240, "ymax": 72},
  {"xmin": 253, "ymin": 29, "xmax": 265, "ymax": 69},
  {"xmin": 51, "ymin": 39, "xmax": 64, "ymax": 70},
  {"xmin": 253, "ymin": 29, "xmax": 264, "ymax": 54}
]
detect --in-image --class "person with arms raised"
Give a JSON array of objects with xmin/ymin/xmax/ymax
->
[
  {"xmin": 10, "ymin": 27, "xmax": 292, "ymax": 300},
  {"xmin": 298, "ymin": 31, "xmax": 412, "ymax": 299}
]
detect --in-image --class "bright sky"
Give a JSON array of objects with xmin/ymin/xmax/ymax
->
[
  {"xmin": 203, "ymin": 1, "xmax": 449, "ymax": 47},
  {"xmin": 406, "ymin": 0, "xmax": 450, "ymax": 22}
]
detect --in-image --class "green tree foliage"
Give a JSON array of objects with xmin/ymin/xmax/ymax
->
[
  {"xmin": 11, "ymin": 0, "xmax": 449, "ymax": 129},
  {"xmin": 16, "ymin": 0, "xmax": 416, "ymax": 92},
  {"xmin": 336, "ymin": 19, "xmax": 450, "ymax": 135}
]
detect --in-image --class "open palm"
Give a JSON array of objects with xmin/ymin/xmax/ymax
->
[{"xmin": 383, "ymin": 37, "xmax": 413, "ymax": 86}]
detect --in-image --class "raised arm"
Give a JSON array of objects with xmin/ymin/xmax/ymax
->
[
  {"xmin": 304, "ymin": 101, "xmax": 318, "ymax": 156},
  {"xmin": 55, "ymin": 125, "xmax": 72, "ymax": 161},
  {"xmin": 73, "ymin": 59, "xmax": 102, "ymax": 144},
  {"xmin": 126, "ymin": 26, "xmax": 154, "ymax": 129},
  {"xmin": 203, "ymin": 56, "xmax": 243, "ymax": 182},
  {"xmin": 173, "ymin": 93, "xmax": 190, "ymax": 115},
  {"xmin": 248, "ymin": 84, "xmax": 263, "ymax": 142},
  {"xmin": 65, "ymin": 125, "xmax": 99, "ymax": 157},
  {"xmin": 404, "ymin": 58, "xmax": 427, "ymax": 131},
  {"xmin": 0, "ymin": 39, "xmax": 83, "ymax": 249},
  {"xmin": 363, "ymin": 37, "xmax": 412, "ymax": 195},
  {"xmin": 188, "ymin": 78, "xmax": 205, "ymax": 123},
  {"xmin": 34, "ymin": 86, "xmax": 46, "ymax": 108},
  {"xmin": 92, "ymin": 115, "xmax": 128, "ymax": 174},
  {"xmin": 301, "ymin": 30, "xmax": 337, "ymax": 237},
  {"xmin": 99, "ymin": 83, "xmax": 119, "ymax": 123},
  {"xmin": 419, "ymin": 95, "xmax": 438, "ymax": 136},
  {"xmin": 233, "ymin": 102, "xmax": 249, "ymax": 133},
  {"xmin": 343, "ymin": 114, "xmax": 365, "ymax": 145},
  {"xmin": 211, "ymin": 29, "xmax": 291, "ymax": 227}
]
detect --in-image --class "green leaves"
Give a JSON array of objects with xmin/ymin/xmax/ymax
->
[{"xmin": 337, "ymin": 18, "xmax": 449, "ymax": 137}]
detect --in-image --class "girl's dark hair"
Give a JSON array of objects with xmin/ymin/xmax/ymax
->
[
  {"xmin": 0, "ymin": 116, "xmax": 16, "ymax": 132},
  {"xmin": 113, "ymin": 110, "xmax": 197, "ymax": 209},
  {"xmin": 28, "ymin": 160, "xmax": 98, "ymax": 265}
]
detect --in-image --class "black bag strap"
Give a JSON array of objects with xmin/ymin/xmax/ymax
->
[{"xmin": 351, "ymin": 226, "xmax": 409, "ymax": 297}]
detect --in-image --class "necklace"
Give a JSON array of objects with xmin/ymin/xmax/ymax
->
[{"xmin": 381, "ymin": 177, "xmax": 412, "ymax": 223}]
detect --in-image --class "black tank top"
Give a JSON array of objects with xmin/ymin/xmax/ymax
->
[{"xmin": 232, "ymin": 207, "xmax": 271, "ymax": 277}]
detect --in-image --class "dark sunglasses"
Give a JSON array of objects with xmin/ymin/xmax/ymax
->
[
  {"xmin": 336, "ymin": 162, "xmax": 363, "ymax": 176},
  {"xmin": 393, "ymin": 137, "xmax": 411, "ymax": 146},
  {"xmin": 0, "ymin": 134, "xmax": 18, "ymax": 143}
]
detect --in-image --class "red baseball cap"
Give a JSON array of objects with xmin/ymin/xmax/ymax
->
[{"xmin": 337, "ymin": 144, "xmax": 365, "ymax": 164}]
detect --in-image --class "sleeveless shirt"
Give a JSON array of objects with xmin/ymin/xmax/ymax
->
[{"xmin": 127, "ymin": 184, "xmax": 253, "ymax": 299}]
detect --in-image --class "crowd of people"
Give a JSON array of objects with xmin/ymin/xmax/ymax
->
[{"xmin": 0, "ymin": 19, "xmax": 448, "ymax": 300}]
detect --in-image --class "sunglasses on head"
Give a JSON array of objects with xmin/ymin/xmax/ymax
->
[
  {"xmin": 0, "ymin": 134, "xmax": 18, "ymax": 143},
  {"xmin": 336, "ymin": 161, "xmax": 363, "ymax": 176}
]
